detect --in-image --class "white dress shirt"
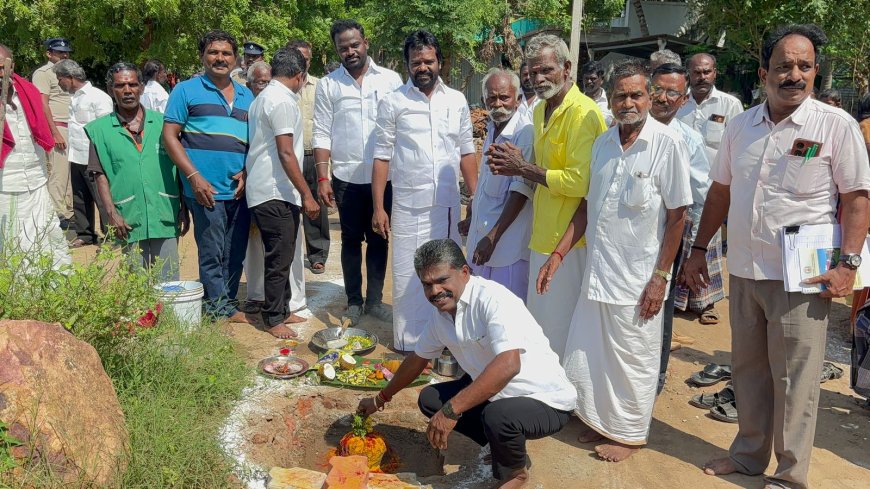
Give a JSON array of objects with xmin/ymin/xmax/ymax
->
[
  {"xmin": 416, "ymin": 275, "xmax": 577, "ymax": 411},
  {"xmin": 592, "ymin": 89, "xmax": 613, "ymax": 126},
  {"xmin": 466, "ymin": 112, "xmax": 534, "ymax": 268},
  {"xmin": 669, "ymin": 118, "xmax": 711, "ymax": 208},
  {"xmin": 516, "ymin": 93, "xmax": 541, "ymax": 123},
  {"xmin": 312, "ymin": 58, "xmax": 402, "ymax": 184},
  {"xmin": 710, "ymin": 97, "xmax": 870, "ymax": 281},
  {"xmin": 373, "ymin": 78, "xmax": 476, "ymax": 209},
  {"xmin": 584, "ymin": 117, "xmax": 693, "ymax": 305},
  {"xmin": 68, "ymin": 82, "xmax": 113, "ymax": 164},
  {"xmin": 1, "ymin": 91, "xmax": 48, "ymax": 193},
  {"xmin": 245, "ymin": 80, "xmax": 304, "ymax": 208},
  {"xmin": 140, "ymin": 80, "xmax": 170, "ymax": 114},
  {"xmin": 676, "ymin": 86, "xmax": 743, "ymax": 162}
]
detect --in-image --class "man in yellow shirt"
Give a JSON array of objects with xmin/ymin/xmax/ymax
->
[{"xmin": 489, "ymin": 34, "xmax": 606, "ymax": 359}]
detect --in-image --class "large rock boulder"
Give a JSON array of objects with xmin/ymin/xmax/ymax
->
[{"xmin": 0, "ymin": 320, "xmax": 129, "ymax": 485}]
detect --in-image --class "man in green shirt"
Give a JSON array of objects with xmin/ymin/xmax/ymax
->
[{"xmin": 86, "ymin": 62, "xmax": 189, "ymax": 280}]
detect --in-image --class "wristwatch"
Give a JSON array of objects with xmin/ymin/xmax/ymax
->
[
  {"xmin": 441, "ymin": 401, "xmax": 462, "ymax": 420},
  {"xmin": 653, "ymin": 269, "xmax": 672, "ymax": 281},
  {"xmin": 839, "ymin": 253, "xmax": 862, "ymax": 270}
]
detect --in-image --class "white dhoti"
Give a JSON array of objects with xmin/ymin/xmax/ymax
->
[
  {"xmin": 391, "ymin": 203, "xmax": 460, "ymax": 351},
  {"xmin": 0, "ymin": 184, "xmax": 72, "ymax": 270},
  {"xmin": 244, "ymin": 224, "xmax": 306, "ymax": 312},
  {"xmin": 470, "ymin": 259, "xmax": 529, "ymax": 301},
  {"xmin": 563, "ymin": 294, "xmax": 663, "ymax": 445},
  {"xmin": 526, "ymin": 248, "xmax": 586, "ymax": 359}
]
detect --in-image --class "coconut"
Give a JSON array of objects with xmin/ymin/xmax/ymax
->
[
  {"xmin": 339, "ymin": 353, "xmax": 357, "ymax": 370},
  {"xmin": 320, "ymin": 362, "xmax": 336, "ymax": 380}
]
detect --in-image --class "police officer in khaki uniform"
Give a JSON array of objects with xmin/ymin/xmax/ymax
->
[
  {"xmin": 231, "ymin": 41, "xmax": 265, "ymax": 85},
  {"xmin": 32, "ymin": 37, "xmax": 74, "ymax": 228}
]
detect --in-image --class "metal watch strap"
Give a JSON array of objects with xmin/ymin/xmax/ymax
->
[{"xmin": 654, "ymin": 269, "xmax": 672, "ymax": 281}]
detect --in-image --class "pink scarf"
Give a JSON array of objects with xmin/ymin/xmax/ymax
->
[{"xmin": 1, "ymin": 73, "xmax": 55, "ymax": 169}]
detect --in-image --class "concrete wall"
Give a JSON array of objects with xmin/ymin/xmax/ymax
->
[{"xmin": 630, "ymin": 1, "xmax": 692, "ymax": 37}]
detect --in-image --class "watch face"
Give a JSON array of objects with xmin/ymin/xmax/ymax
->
[{"xmin": 849, "ymin": 254, "xmax": 862, "ymax": 267}]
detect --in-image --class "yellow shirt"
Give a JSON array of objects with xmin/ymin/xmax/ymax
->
[{"xmin": 530, "ymin": 84, "xmax": 607, "ymax": 253}]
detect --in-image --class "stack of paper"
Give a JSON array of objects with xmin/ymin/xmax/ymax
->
[{"xmin": 780, "ymin": 223, "xmax": 870, "ymax": 293}]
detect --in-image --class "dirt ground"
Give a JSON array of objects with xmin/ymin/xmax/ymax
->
[{"xmin": 72, "ymin": 215, "xmax": 870, "ymax": 489}]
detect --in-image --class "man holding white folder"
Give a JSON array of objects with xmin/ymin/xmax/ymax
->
[{"xmin": 683, "ymin": 24, "xmax": 870, "ymax": 489}]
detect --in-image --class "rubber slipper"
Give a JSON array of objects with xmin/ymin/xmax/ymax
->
[
  {"xmin": 709, "ymin": 400, "xmax": 738, "ymax": 423},
  {"xmin": 699, "ymin": 308, "xmax": 720, "ymax": 325},
  {"xmin": 820, "ymin": 362, "xmax": 844, "ymax": 383},
  {"xmin": 689, "ymin": 363, "xmax": 732, "ymax": 386},
  {"xmin": 689, "ymin": 383, "xmax": 735, "ymax": 409},
  {"xmin": 310, "ymin": 262, "xmax": 326, "ymax": 274}
]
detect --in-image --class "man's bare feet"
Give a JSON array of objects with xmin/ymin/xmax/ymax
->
[
  {"xmin": 228, "ymin": 311, "xmax": 251, "ymax": 324},
  {"xmin": 284, "ymin": 313, "xmax": 306, "ymax": 324},
  {"xmin": 268, "ymin": 324, "xmax": 298, "ymax": 339},
  {"xmin": 577, "ymin": 422, "xmax": 605, "ymax": 443},
  {"xmin": 702, "ymin": 457, "xmax": 738, "ymax": 476},
  {"xmin": 490, "ymin": 468, "xmax": 528, "ymax": 488},
  {"xmin": 594, "ymin": 441, "xmax": 640, "ymax": 462}
]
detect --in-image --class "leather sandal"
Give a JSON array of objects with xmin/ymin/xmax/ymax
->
[
  {"xmin": 709, "ymin": 400, "xmax": 738, "ymax": 423},
  {"xmin": 689, "ymin": 383, "xmax": 735, "ymax": 409},
  {"xmin": 820, "ymin": 362, "xmax": 844, "ymax": 383},
  {"xmin": 689, "ymin": 363, "xmax": 732, "ymax": 386}
]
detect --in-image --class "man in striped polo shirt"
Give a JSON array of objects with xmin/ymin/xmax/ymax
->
[{"xmin": 163, "ymin": 30, "xmax": 254, "ymax": 323}]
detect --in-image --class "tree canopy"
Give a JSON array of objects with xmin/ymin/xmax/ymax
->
[
  {"xmin": 688, "ymin": 0, "xmax": 870, "ymax": 93},
  {"xmin": 0, "ymin": 0, "xmax": 623, "ymax": 82}
]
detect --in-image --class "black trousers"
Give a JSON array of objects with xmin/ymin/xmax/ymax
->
[
  {"xmin": 417, "ymin": 374, "xmax": 570, "ymax": 480},
  {"xmin": 332, "ymin": 177, "xmax": 392, "ymax": 307},
  {"xmin": 658, "ymin": 241, "xmax": 683, "ymax": 394},
  {"xmin": 71, "ymin": 163, "xmax": 107, "ymax": 243},
  {"xmin": 301, "ymin": 153, "xmax": 330, "ymax": 266},
  {"xmin": 250, "ymin": 200, "xmax": 300, "ymax": 326}
]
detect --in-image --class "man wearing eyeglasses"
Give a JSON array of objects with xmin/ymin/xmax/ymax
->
[
  {"xmin": 246, "ymin": 62, "xmax": 271, "ymax": 97},
  {"xmin": 648, "ymin": 63, "xmax": 721, "ymax": 392},
  {"xmin": 676, "ymin": 53, "xmax": 742, "ymax": 327}
]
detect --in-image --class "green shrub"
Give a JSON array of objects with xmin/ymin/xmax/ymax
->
[
  {"xmin": 0, "ymin": 240, "xmax": 161, "ymax": 351},
  {"xmin": 0, "ymin": 239, "xmax": 250, "ymax": 488}
]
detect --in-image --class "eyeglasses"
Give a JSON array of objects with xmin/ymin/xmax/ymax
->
[{"xmin": 651, "ymin": 85, "xmax": 686, "ymax": 99}]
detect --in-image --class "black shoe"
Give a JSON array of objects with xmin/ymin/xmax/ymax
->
[{"xmin": 58, "ymin": 218, "xmax": 73, "ymax": 231}]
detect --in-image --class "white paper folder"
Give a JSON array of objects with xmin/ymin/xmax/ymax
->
[{"xmin": 780, "ymin": 223, "xmax": 870, "ymax": 293}]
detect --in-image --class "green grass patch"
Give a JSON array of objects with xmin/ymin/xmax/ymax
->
[{"xmin": 0, "ymin": 241, "xmax": 251, "ymax": 488}]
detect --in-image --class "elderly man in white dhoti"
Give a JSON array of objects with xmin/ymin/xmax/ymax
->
[
  {"xmin": 460, "ymin": 68, "xmax": 534, "ymax": 300},
  {"xmin": 537, "ymin": 59, "xmax": 691, "ymax": 462},
  {"xmin": 371, "ymin": 30, "xmax": 477, "ymax": 352}
]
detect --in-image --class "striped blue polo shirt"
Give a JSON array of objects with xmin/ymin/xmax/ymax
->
[{"xmin": 164, "ymin": 75, "xmax": 253, "ymax": 200}]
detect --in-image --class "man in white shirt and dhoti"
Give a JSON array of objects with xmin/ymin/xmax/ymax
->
[
  {"xmin": 371, "ymin": 30, "xmax": 477, "ymax": 352},
  {"xmin": 540, "ymin": 59, "xmax": 691, "ymax": 462},
  {"xmin": 648, "ymin": 62, "xmax": 713, "ymax": 390},
  {"xmin": 462, "ymin": 68, "xmax": 534, "ymax": 300}
]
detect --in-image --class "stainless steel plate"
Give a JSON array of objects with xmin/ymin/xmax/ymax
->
[
  {"xmin": 257, "ymin": 355, "xmax": 310, "ymax": 380},
  {"xmin": 310, "ymin": 327, "xmax": 379, "ymax": 355}
]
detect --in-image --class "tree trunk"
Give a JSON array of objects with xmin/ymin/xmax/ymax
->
[
  {"xmin": 441, "ymin": 53, "xmax": 453, "ymax": 85},
  {"xmin": 820, "ymin": 59, "xmax": 834, "ymax": 90}
]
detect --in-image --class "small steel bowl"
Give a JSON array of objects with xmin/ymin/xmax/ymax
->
[{"xmin": 310, "ymin": 327, "xmax": 379, "ymax": 355}]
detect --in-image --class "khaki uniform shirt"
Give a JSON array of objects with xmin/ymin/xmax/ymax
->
[
  {"xmin": 31, "ymin": 61, "xmax": 70, "ymax": 122},
  {"xmin": 299, "ymin": 75, "xmax": 318, "ymax": 152}
]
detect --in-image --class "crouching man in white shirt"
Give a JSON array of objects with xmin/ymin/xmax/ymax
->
[{"xmin": 358, "ymin": 239, "xmax": 576, "ymax": 489}]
